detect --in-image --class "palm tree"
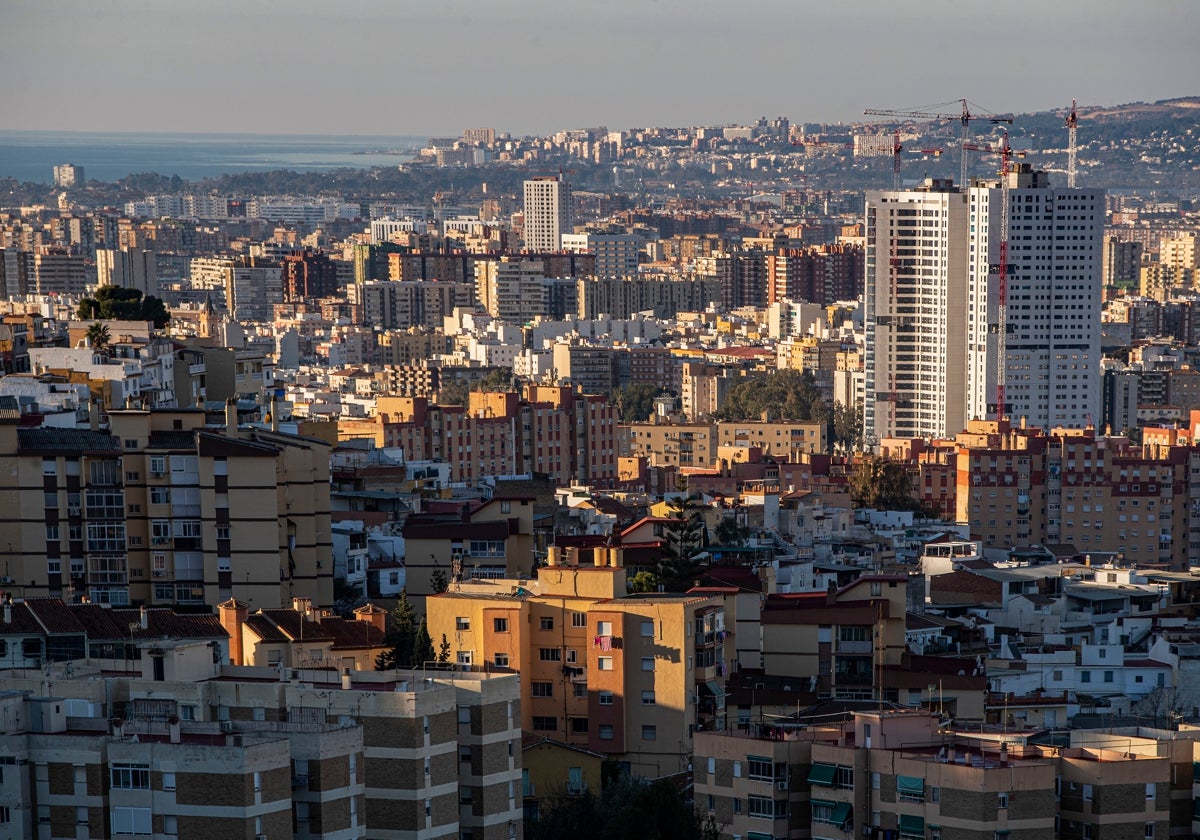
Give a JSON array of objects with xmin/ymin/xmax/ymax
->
[{"xmin": 85, "ymin": 322, "xmax": 111, "ymax": 353}]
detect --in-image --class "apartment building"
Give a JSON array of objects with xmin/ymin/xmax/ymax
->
[
  {"xmin": 965, "ymin": 167, "xmax": 1104, "ymax": 430},
  {"xmin": 864, "ymin": 179, "xmax": 971, "ymax": 442},
  {"xmin": 523, "ymin": 177, "xmax": 571, "ymax": 253},
  {"xmin": 575, "ymin": 275, "xmax": 723, "ymax": 320},
  {"xmin": 427, "ymin": 545, "xmax": 733, "ymax": 778},
  {"xmin": 0, "ymin": 406, "xmax": 333, "ymax": 609},
  {"xmin": 951, "ymin": 419, "xmax": 1200, "ymax": 567},
  {"xmin": 620, "ymin": 421, "xmax": 716, "ymax": 468},
  {"xmin": 343, "ymin": 386, "xmax": 618, "ymax": 488},
  {"xmin": 0, "ymin": 689, "xmax": 363, "ymax": 840},
  {"xmin": 0, "ymin": 642, "xmax": 523, "ymax": 840}
]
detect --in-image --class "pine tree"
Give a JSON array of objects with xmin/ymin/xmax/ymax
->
[
  {"xmin": 431, "ymin": 567, "xmax": 449, "ymax": 594},
  {"xmin": 375, "ymin": 589, "xmax": 417, "ymax": 670},
  {"xmin": 411, "ymin": 615, "xmax": 435, "ymax": 667},
  {"xmin": 437, "ymin": 633, "xmax": 451, "ymax": 663},
  {"xmin": 657, "ymin": 487, "xmax": 707, "ymax": 592}
]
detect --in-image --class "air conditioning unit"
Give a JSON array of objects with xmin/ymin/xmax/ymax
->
[
  {"xmin": 68, "ymin": 507, "xmax": 81, "ymax": 516},
  {"xmin": 220, "ymin": 720, "xmax": 234, "ymax": 733},
  {"xmin": 0, "ymin": 576, "xmax": 12, "ymax": 584},
  {"xmin": 153, "ymin": 570, "xmax": 164, "ymax": 578},
  {"xmin": 777, "ymin": 780, "xmax": 789, "ymax": 791}
]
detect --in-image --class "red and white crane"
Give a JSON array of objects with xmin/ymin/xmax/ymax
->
[{"xmin": 865, "ymin": 98, "xmax": 1013, "ymax": 186}]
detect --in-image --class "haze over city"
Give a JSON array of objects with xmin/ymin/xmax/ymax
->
[{"xmin": 1, "ymin": 0, "xmax": 1197, "ymax": 135}]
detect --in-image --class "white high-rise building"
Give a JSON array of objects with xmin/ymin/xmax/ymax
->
[
  {"xmin": 863, "ymin": 179, "xmax": 970, "ymax": 442},
  {"xmin": 864, "ymin": 168, "xmax": 1104, "ymax": 444},
  {"xmin": 965, "ymin": 166, "xmax": 1103, "ymax": 430},
  {"xmin": 523, "ymin": 176, "xmax": 571, "ymax": 252},
  {"xmin": 96, "ymin": 248, "xmax": 157, "ymax": 296},
  {"xmin": 561, "ymin": 232, "xmax": 643, "ymax": 277},
  {"xmin": 52, "ymin": 163, "xmax": 84, "ymax": 187}
]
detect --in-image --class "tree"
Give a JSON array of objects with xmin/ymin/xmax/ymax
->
[
  {"xmin": 437, "ymin": 379, "xmax": 469, "ymax": 406},
  {"xmin": 411, "ymin": 615, "xmax": 434, "ymax": 667},
  {"xmin": 712, "ymin": 369, "xmax": 831, "ymax": 425},
  {"xmin": 527, "ymin": 774, "xmax": 723, "ymax": 840},
  {"xmin": 713, "ymin": 515, "xmax": 750, "ymax": 547},
  {"xmin": 430, "ymin": 567, "xmax": 449, "ymax": 594},
  {"xmin": 375, "ymin": 589, "xmax": 417, "ymax": 670},
  {"xmin": 437, "ymin": 633, "xmax": 451, "ymax": 664},
  {"xmin": 657, "ymin": 487, "xmax": 707, "ymax": 592},
  {"xmin": 848, "ymin": 455, "xmax": 922, "ymax": 512},
  {"xmin": 84, "ymin": 321, "xmax": 111, "ymax": 352},
  {"xmin": 627, "ymin": 570, "xmax": 659, "ymax": 593},
  {"xmin": 609, "ymin": 383, "xmax": 668, "ymax": 423},
  {"xmin": 77, "ymin": 286, "xmax": 170, "ymax": 328},
  {"xmin": 832, "ymin": 400, "xmax": 863, "ymax": 451}
]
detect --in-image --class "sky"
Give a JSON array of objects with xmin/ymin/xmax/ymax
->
[{"xmin": 0, "ymin": 0, "xmax": 1196, "ymax": 137}]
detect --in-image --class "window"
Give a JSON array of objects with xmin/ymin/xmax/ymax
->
[
  {"xmin": 45, "ymin": 525, "xmax": 59, "ymax": 542},
  {"xmin": 1081, "ymin": 671, "xmax": 1091, "ymax": 683},
  {"xmin": 598, "ymin": 657, "xmax": 613, "ymax": 671},
  {"xmin": 572, "ymin": 612, "xmax": 587, "ymax": 628},
  {"xmin": 456, "ymin": 616, "xmax": 470, "ymax": 631},
  {"xmin": 110, "ymin": 807, "xmax": 152, "ymax": 835},
  {"xmin": 599, "ymin": 690, "xmax": 613, "ymax": 705},
  {"xmin": 42, "ymin": 458, "xmax": 56, "ymax": 476},
  {"xmin": 733, "ymin": 761, "xmax": 741, "ymax": 778},
  {"xmin": 641, "ymin": 621, "xmax": 654, "ymax": 637},
  {"xmin": 570, "ymin": 718, "xmax": 588, "ymax": 735},
  {"xmin": 1083, "ymin": 783, "xmax": 1093, "ymax": 801},
  {"xmin": 494, "ymin": 653, "xmax": 509, "ymax": 668},
  {"xmin": 457, "ymin": 651, "xmax": 473, "ymax": 666},
  {"xmin": 540, "ymin": 616, "xmax": 554, "ymax": 631},
  {"xmin": 216, "ymin": 524, "xmax": 230, "ymax": 541},
  {"xmin": 998, "ymin": 792, "xmax": 1008, "ymax": 809},
  {"xmin": 1144, "ymin": 824, "xmax": 1154, "ymax": 839},
  {"xmin": 150, "ymin": 486, "xmax": 170, "ymax": 504},
  {"xmin": 150, "ymin": 456, "xmax": 165, "ymax": 476},
  {"xmin": 110, "ymin": 763, "xmax": 150, "ymax": 790},
  {"xmin": 573, "ymin": 683, "xmax": 586, "ymax": 698},
  {"xmin": 834, "ymin": 765, "xmax": 854, "ymax": 790},
  {"xmin": 532, "ymin": 682, "xmax": 553, "ymax": 698},
  {"xmin": 641, "ymin": 724, "xmax": 656, "ymax": 741},
  {"xmin": 494, "ymin": 617, "xmax": 509, "ymax": 632},
  {"xmin": 162, "ymin": 772, "xmax": 175, "ymax": 791},
  {"xmin": 596, "ymin": 621, "xmax": 612, "ymax": 636},
  {"xmin": 1145, "ymin": 782, "xmax": 1155, "ymax": 800},
  {"xmin": 642, "ymin": 690, "xmax": 655, "ymax": 705},
  {"xmin": 747, "ymin": 795, "xmax": 774, "ymax": 818},
  {"xmin": 532, "ymin": 716, "xmax": 556, "ymax": 731},
  {"xmin": 163, "ymin": 815, "xmax": 177, "ymax": 836},
  {"xmin": 599, "ymin": 724, "xmax": 614, "ymax": 740},
  {"xmin": 747, "ymin": 757, "xmax": 773, "ymax": 781},
  {"xmin": 641, "ymin": 657, "xmax": 655, "ymax": 671}
]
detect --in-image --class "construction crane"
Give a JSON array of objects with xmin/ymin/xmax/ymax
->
[
  {"xmin": 963, "ymin": 132, "xmax": 1024, "ymax": 421},
  {"xmin": 864, "ymin": 99, "xmax": 1013, "ymax": 186},
  {"xmin": 1065, "ymin": 99, "xmax": 1079, "ymax": 188},
  {"xmin": 887, "ymin": 129, "xmax": 944, "ymax": 190}
]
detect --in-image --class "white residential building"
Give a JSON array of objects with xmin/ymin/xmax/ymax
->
[
  {"xmin": 965, "ymin": 166, "xmax": 1104, "ymax": 429},
  {"xmin": 863, "ymin": 179, "xmax": 971, "ymax": 441},
  {"xmin": 523, "ymin": 176, "xmax": 571, "ymax": 252}
]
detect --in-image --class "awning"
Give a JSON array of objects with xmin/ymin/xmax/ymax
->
[
  {"xmin": 831, "ymin": 802, "xmax": 852, "ymax": 826},
  {"xmin": 898, "ymin": 814, "xmax": 925, "ymax": 834},
  {"xmin": 706, "ymin": 680, "xmax": 726, "ymax": 710},
  {"xmin": 807, "ymin": 763, "xmax": 836, "ymax": 786},
  {"xmin": 897, "ymin": 775, "xmax": 925, "ymax": 795}
]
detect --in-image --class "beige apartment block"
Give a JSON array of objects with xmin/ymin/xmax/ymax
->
[
  {"xmin": 0, "ymin": 407, "xmax": 333, "ymax": 610},
  {"xmin": 428, "ymin": 546, "xmax": 733, "ymax": 778}
]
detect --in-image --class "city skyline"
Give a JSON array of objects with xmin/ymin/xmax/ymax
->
[{"xmin": 0, "ymin": 0, "xmax": 1196, "ymax": 137}]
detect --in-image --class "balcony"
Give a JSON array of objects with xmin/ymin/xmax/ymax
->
[
  {"xmin": 834, "ymin": 670, "xmax": 873, "ymax": 686},
  {"xmin": 837, "ymin": 640, "xmax": 873, "ymax": 655}
]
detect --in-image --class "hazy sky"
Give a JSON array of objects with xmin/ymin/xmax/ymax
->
[{"xmin": 1, "ymin": 0, "xmax": 1196, "ymax": 137}]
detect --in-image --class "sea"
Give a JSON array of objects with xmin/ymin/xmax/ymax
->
[{"xmin": 0, "ymin": 131, "xmax": 429, "ymax": 184}]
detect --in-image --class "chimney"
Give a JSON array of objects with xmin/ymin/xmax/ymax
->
[
  {"xmin": 593, "ymin": 548, "xmax": 606, "ymax": 568},
  {"xmin": 168, "ymin": 717, "xmax": 181, "ymax": 744},
  {"xmin": 139, "ymin": 605, "xmax": 148, "ymax": 630},
  {"xmin": 270, "ymin": 388, "xmax": 281, "ymax": 432},
  {"xmin": 341, "ymin": 669, "xmax": 352, "ymax": 690},
  {"xmin": 609, "ymin": 547, "xmax": 621, "ymax": 568},
  {"xmin": 353, "ymin": 603, "xmax": 387, "ymax": 634},
  {"xmin": 89, "ymin": 398, "xmax": 100, "ymax": 432},
  {"xmin": 225, "ymin": 397, "xmax": 238, "ymax": 437},
  {"xmin": 546, "ymin": 546, "xmax": 561, "ymax": 567},
  {"xmin": 218, "ymin": 599, "xmax": 250, "ymax": 667},
  {"xmin": 292, "ymin": 596, "xmax": 312, "ymax": 616}
]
